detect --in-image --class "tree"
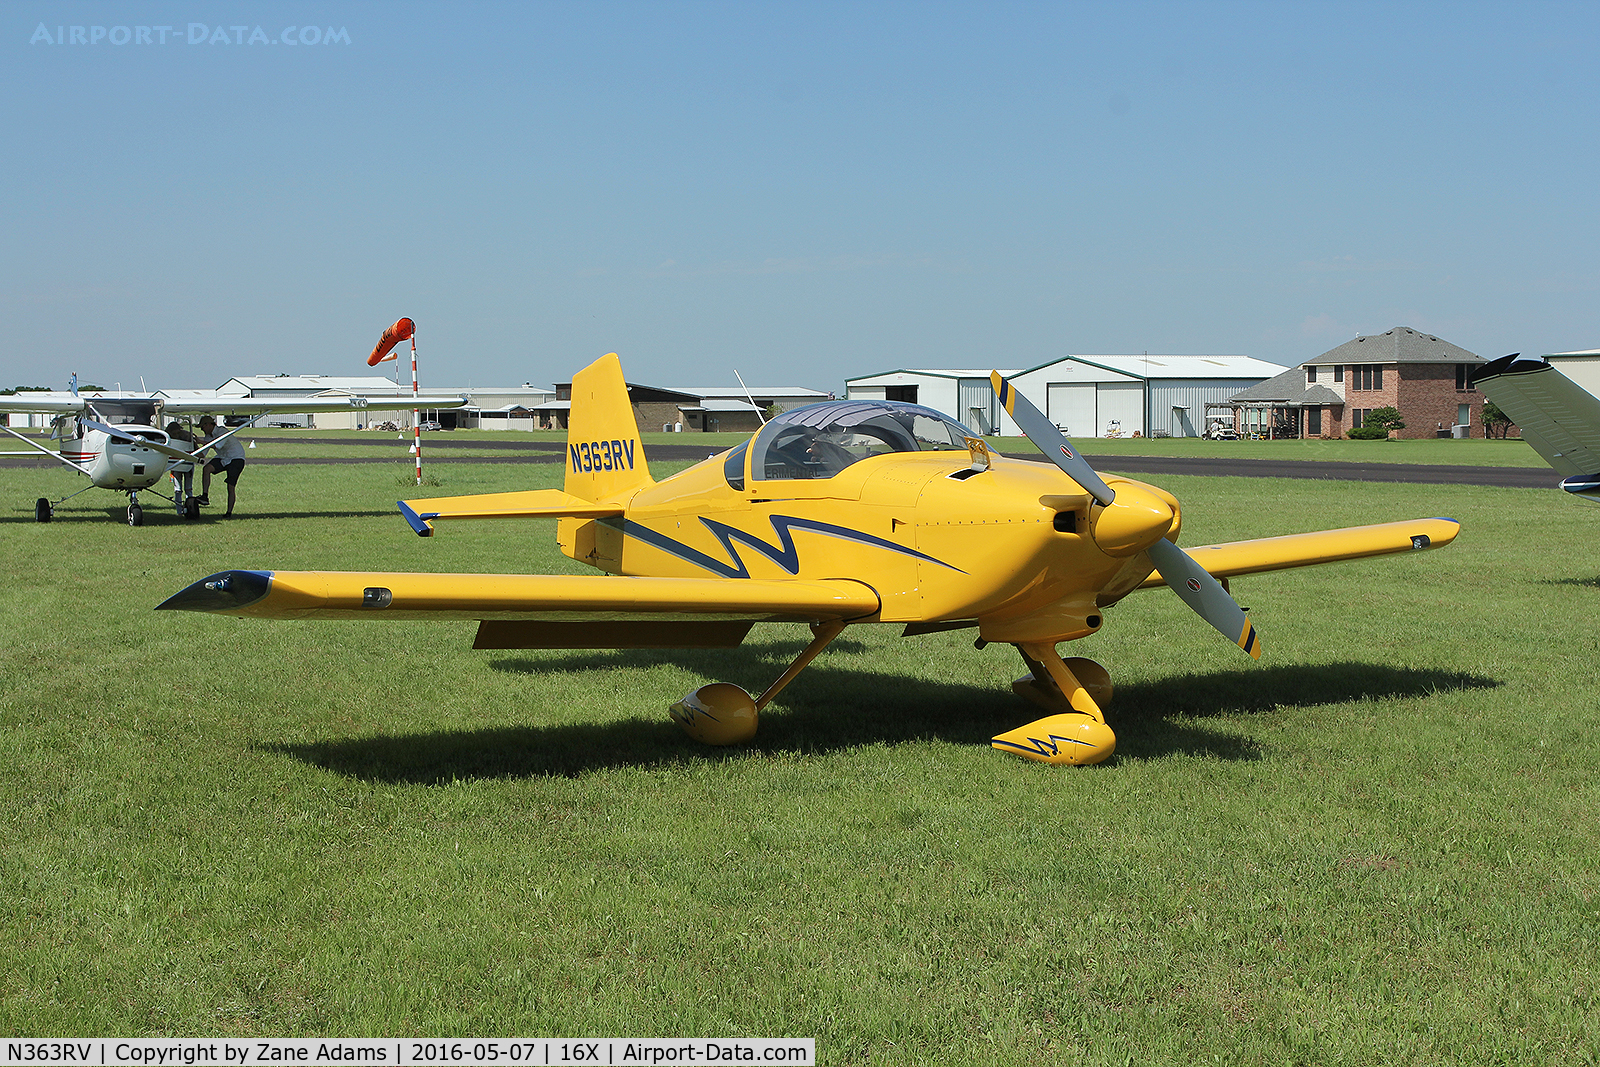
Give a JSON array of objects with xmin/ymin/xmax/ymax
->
[
  {"xmin": 1366, "ymin": 407, "xmax": 1406, "ymax": 433},
  {"xmin": 1482, "ymin": 400, "xmax": 1514, "ymax": 440}
]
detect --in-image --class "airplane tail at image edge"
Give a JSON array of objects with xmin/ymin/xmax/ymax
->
[{"xmin": 564, "ymin": 353, "xmax": 654, "ymax": 503}]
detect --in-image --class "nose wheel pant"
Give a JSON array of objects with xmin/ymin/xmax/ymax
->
[{"xmin": 990, "ymin": 641, "xmax": 1116, "ymax": 765}]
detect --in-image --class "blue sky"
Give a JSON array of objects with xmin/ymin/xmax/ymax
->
[{"xmin": 6, "ymin": 1, "xmax": 1600, "ymax": 392}]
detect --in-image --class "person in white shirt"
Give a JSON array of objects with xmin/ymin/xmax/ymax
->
[{"xmin": 197, "ymin": 415, "xmax": 247, "ymax": 517}]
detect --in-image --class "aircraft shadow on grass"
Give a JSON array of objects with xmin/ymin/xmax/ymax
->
[
  {"xmin": 264, "ymin": 645, "xmax": 1499, "ymax": 784},
  {"xmin": 1, "ymin": 507, "xmax": 400, "ymax": 524},
  {"xmin": 1538, "ymin": 576, "xmax": 1600, "ymax": 590}
]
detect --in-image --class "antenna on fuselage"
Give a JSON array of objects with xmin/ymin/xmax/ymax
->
[{"xmin": 734, "ymin": 369, "xmax": 766, "ymax": 425}]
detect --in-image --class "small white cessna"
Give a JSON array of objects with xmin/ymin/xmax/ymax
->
[{"xmin": 1, "ymin": 378, "xmax": 464, "ymax": 525}]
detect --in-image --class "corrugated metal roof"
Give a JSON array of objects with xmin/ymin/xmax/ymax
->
[
  {"xmin": 220, "ymin": 375, "xmax": 407, "ymax": 392},
  {"xmin": 846, "ymin": 369, "xmax": 1019, "ymax": 384},
  {"xmin": 682, "ymin": 399, "xmax": 762, "ymax": 412},
  {"xmin": 674, "ymin": 386, "xmax": 829, "ymax": 398},
  {"xmin": 1022, "ymin": 354, "xmax": 1287, "ymax": 379}
]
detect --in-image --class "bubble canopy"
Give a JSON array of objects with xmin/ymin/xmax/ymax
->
[{"xmin": 746, "ymin": 400, "xmax": 975, "ymax": 482}]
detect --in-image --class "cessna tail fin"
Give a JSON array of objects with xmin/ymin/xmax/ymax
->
[{"xmin": 564, "ymin": 353, "xmax": 653, "ymax": 503}]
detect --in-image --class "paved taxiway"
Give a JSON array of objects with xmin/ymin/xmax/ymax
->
[{"xmin": 0, "ymin": 434, "xmax": 1561, "ymax": 488}]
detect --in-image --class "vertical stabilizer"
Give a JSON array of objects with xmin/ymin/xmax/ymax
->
[{"xmin": 563, "ymin": 353, "xmax": 653, "ymax": 503}]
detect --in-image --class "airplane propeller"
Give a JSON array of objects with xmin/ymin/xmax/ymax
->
[{"xmin": 990, "ymin": 371, "xmax": 1261, "ymax": 659}]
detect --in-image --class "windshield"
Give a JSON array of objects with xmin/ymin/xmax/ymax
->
[{"xmin": 748, "ymin": 400, "xmax": 974, "ymax": 481}]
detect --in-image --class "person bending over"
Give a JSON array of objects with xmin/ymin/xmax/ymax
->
[{"xmin": 196, "ymin": 415, "xmax": 247, "ymax": 517}]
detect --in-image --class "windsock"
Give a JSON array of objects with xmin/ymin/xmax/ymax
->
[{"xmin": 367, "ymin": 318, "xmax": 416, "ymax": 365}]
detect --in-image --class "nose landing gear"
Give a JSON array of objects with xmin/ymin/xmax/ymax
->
[{"xmin": 991, "ymin": 643, "xmax": 1117, "ymax": 765}]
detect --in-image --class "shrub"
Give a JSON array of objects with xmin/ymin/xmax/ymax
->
[
  {"xmin": 1366, "ymin": 406, "xmax": 1406, "ymax": 432},
  {"xmin": 1346, "ymin": 425, "xmax": 1391, "ymax": 440},
  {"xmin": 1483, "ymin": 401, "xmax": 1514, "ymax": 439}
]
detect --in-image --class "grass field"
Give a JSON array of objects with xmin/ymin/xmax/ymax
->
[{"xmin": 2, "ymin": 453, "xmax": 1597, "ymax": 1063}]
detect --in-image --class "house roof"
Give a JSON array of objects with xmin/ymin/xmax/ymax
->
[
  {"xmin": 1306, "ymin": 326, "xmax": 1481, "ymax": 366},
  {"xmin": 1229, "ymin": 367, "xmax": 1344, "ymax": 405}
]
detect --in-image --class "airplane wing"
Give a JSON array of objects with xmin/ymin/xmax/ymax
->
[
  {"xmin": 1134, "ymin": 517, "xmax": 1459, "ymax": 589},
  {"xmin": 0, "ymin": 393, "xmax": 88, "ymax": 414},
  {"xmin": 157, "ymin": 570, "xmax": 882, "ymax": 648},
  {"xmin": 1474, "ymin": 354, "xmax": 1600, "ymax": 491},
  {"xmin": 397, "ymin": 490, "xmax": 623, "ymax": 536},
  {"xmin": 1, "ymin": 392, "xmax": 465, "ymax": 417}
]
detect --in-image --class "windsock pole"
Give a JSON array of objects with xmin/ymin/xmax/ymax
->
[
  {"xmin": 366, "ymin": 317, "xmax": 421, "ymax": 486},
  {"xmin": 411, "ymin": 333, "xmax": 421, "ymax": 485}
]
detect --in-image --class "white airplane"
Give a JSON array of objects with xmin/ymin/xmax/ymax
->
[
  {"xmin": 1473, "ymin": 354, "xmax": 1600, "ymax": 503},
  {"xmin": 1, "ymin": 379, "xmax": 465, "ymax": 525}
]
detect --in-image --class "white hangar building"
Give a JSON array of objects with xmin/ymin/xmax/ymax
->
[
  {"xmin": 1545, "ymin": 349, "xmax": 1600, "ymax": 399},
  {"xmin": 214, "ymin": 374, "xmax": 553, "ymax": 429},
  {"xmin": 847, "ymin": 354, "xmax": 1285, "ymax": 438}
]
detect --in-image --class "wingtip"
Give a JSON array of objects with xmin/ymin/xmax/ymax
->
[
  {"xmin": 397, "ymin": 500, "xmax": 434, "ymax": 537},
  {"xmin": 156, "ymin": 570, "xmax": 273, "ymax": 613}
]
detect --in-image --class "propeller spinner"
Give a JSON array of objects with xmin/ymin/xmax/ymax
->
[{"xmin": 990, "ymin": 370, "xmax": 1262, "ymax": 660}]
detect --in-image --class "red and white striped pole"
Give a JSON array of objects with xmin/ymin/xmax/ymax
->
[
  {"xmin": 366, "ymin": 317, "xmax": 421, "ymax": 485},
  {"xmin": 410, "ymin": 332, "xmax": 421, "ymax": 485}
]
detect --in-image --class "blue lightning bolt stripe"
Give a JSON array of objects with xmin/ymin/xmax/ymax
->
[
  {"xmin": 991, "ymin": 732, "xmax": 1101, "ymax": 758},
  {"xmin": 609, "ymin": 515, "xmax": 965, "ymax": 579}
]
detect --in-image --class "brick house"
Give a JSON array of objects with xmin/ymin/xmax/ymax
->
[{"xmin": 1225, "ymin": 327, "xmax": 1486, "ymax": 439}]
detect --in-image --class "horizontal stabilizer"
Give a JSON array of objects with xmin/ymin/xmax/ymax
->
[
  {"xmin": 398, "ymin": 490, "xmax": 625, "ymax": 536},
  {"xmin": 157, "ymin": 569, "xmax": 881, "ymax": 623},
  {"xmin": 1135, "ymin": 517, "xmax": 1460, "ymax": 589}
]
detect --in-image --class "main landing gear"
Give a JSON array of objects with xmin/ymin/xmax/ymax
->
[
  {"xmin": 668, "ymin": 620, "xmax": 846, "ymax": 745},
  {"xmin": 663, "ymin": 623, "xmax": 1116, "ymax": 767},
  {"xmin": 35, "ymin": 497, "xmax": 52, "ymax": 523}
]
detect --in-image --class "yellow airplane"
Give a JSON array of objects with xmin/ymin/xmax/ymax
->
[{"xmin": 160, "ymin": 353, "xmax": 1459, "ymax": 765}]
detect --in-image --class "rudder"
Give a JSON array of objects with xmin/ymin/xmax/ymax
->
[{"xmin": 563, "ymin": 353, "xmax": 653, "ymax": 503}]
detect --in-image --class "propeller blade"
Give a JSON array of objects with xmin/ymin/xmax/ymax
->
[
  {"xmin": 82, "ymin": 418, "xmax": 203, "ymax": 466},
  {"xmin": 990, "ymin": 371, "xmax": 1116, "ymax": 506},
  {"xmin": 988, "ymin": 369, "xmax": 1261, "ymax": 659},
  {"xmin": 1146, "ymin": 537, "xmax": 1261, "ymax": 659}
]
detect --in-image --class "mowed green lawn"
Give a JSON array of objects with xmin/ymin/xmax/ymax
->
[{"xmin": 1, "ymin": 455, "xmax": 1596, "ymax": 1063}]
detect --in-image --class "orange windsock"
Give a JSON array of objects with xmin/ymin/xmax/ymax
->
[{"xmin": 367, "ymin": 318, "xmax": 416, "ymax": 365}]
